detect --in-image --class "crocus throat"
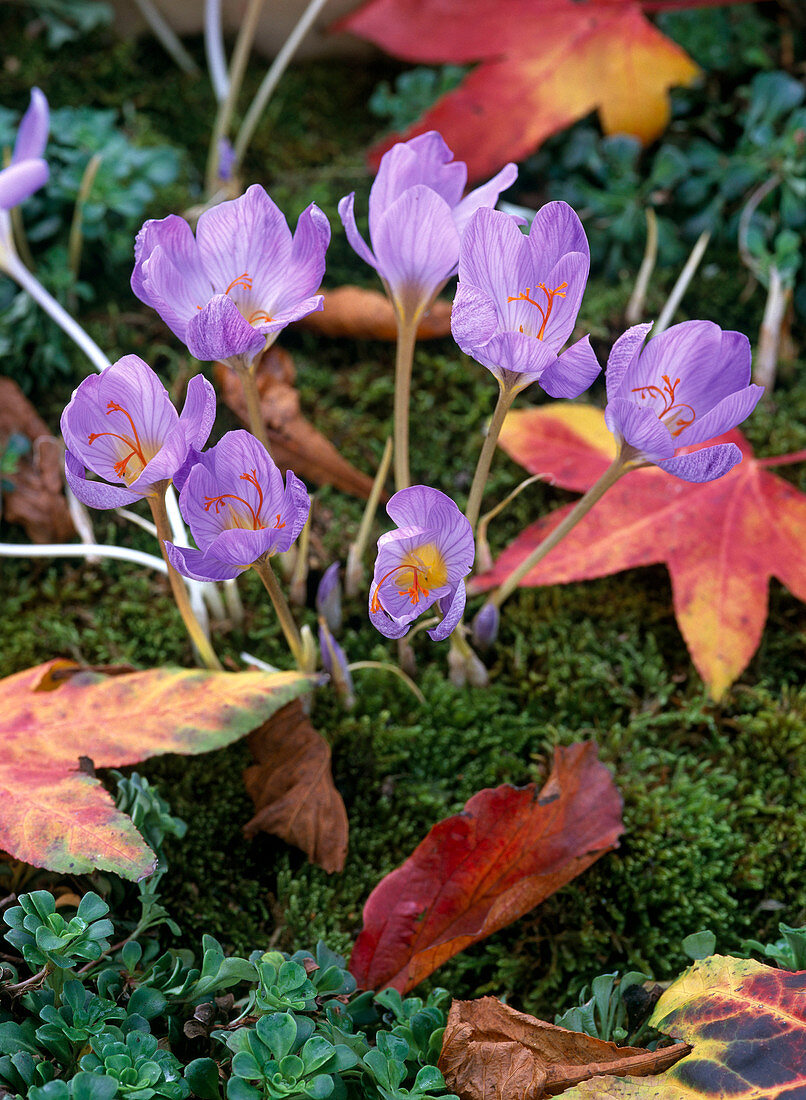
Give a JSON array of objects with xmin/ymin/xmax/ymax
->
[
  {"xmin": 204, "ymin": 468, "xmax": 283, "ymax": 531},
  {"xmin": 87, "ymin": 400, "xmax": 149, "ymax": 482},
  {"xmin": 632, "ymin": 375, "xmax": 696, "ymax": 437},
  {"xmin": 370, "ymin": 542, "xmax": 448, "ymax": 615},
  {"xmin": 196, "ymin": 270, "xmax": 276, "ymax": 327},
  {"xmin": 507, "ymin": 283, "xmax": 568, "ymax": 340}
]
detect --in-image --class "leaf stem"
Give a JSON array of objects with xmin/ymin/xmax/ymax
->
[
  {"xmin": 253, "ymin": 556, "xmax": 305, "ymax": 668},
  {"xmin": 489, "ymin": 455, "xmax": 628, "ymax": 609},
  {"xmin": 234, "ymin": 361, "xmax": 272, "ymax": 454},
  {"xmin": 148, "ymin": 488, "xmax": 223, "ymax": 670},
  {"xmin": 345, "ymin": 436, "xmax": 392, "ymax": 598}
]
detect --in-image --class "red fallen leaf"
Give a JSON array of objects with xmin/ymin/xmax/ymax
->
[
  {"xmin": 298, "ymin": 287, "xmax": 452, "ymax": 341},
  {"xmin": 242, "ymin": 700, "xmax": 349, "ymax": 874},
  {"xmin": 214, "ymin": 345, "xmax": 376, "ymax": 499},
  {"xmin": 0, "ymin": 659, "xmax": 314, "ymax": 880},
  {"xmin": 561, "ymin": 955, "xmax": 806, "ymax": 1099},
  {"xmin": 337, "ymin": 0, "xmax": 699, "ymax": 181},
  {"xmin": 438, "ymin": 997, "xmax": 689, "ymax": 1100},
  {"xmin": 0, "ymin": 377, "xmax": 74, "ymax": 543},
  {"xmin": 349, "ymin": 742, "xmax": 622, "ymax": 993},
  {"xmin": 470, "ymin": 404, "xmax": 806, "ymax": 701}
]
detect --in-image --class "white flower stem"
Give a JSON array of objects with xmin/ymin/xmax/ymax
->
[
  {"xmin": 4, "ymin": 252, "xmax": 110, "ymax": 373},
  {"xmin": 626, "ymin": 207, "xmax": 658, "ymax": 326},
  {"xmin": 0, "ymin": 541, "xmax": 167, "ymax": 573},
  {"xmin": 131, "ymin": 0, "xmax": 200, "ymax": 75},
  {"xmin": 393, "ymin": 313, "xmax": 419, "ymax": 492},
  {"xmin": 345, "ymin": 435, "xmax": 392, "ymax": 598},
  {"xmin": 205, "ymin": 0, "xmax": 230, "ymax": 103},
  {"xmin": 464, "ymin": 383, "xmax": 517, "ymax": 532},
  {"xmin": 253, "ymin": 556, "xmax": 305, "ymax": 668},
  {"xmin": 654, "ymin": 229, "xmax": 711, "ymax": 336},
  {"xmin": 233, "ymin": 0, "xmax": 331, "ymax": 168}
]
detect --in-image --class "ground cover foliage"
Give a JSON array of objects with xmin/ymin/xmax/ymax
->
[{"xmin": 1, "ymin": 0, "xmax": 805, "ymax": 1031}]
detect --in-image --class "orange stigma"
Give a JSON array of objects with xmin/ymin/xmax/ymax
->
[
  {"xmin": 204, "ymin": 468, "xmax": 267, "ymax": 529},
  {"xmin": 247, "ymin": 310, "xmax": 275, "ymax": 325},
  {"xmin": 225, "ymin": 272, "xmax": 253, "ymax": 296},
  {"xmin": 631, "ymin": 375, "xmax": 696, "ymax": 436},
  {"xmin": 507, "ymin": 282, "xmax": 568, "ymax": 340},
  {"xmin": 87, "ymin": 400, "xmax": 148, "ymax": 480},
  {"xmin": 371, "ymin": 564, "xmax": 430, "ymax": 616}
]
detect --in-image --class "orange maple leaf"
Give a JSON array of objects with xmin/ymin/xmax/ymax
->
[
  {"xmin": 337, "ymin": 0, "xmax": 700, "ymax": 181},
  {"xmin": 471, "ymin": 405, "xmax": 806, "ymax": 701}
]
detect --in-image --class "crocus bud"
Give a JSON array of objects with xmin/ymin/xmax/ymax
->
[
  {"xmin": 471, "ymin": 601, "xmax": 499, "ymax": 651},
  {"xmin": 316, "ymin": 562, "xmax": 342, "ymax": 634},
  {"xmin": 319, "ymin": 619, "xmax": 355, "ymax": 709},
  {"xmin": 300, "ymin": 623, "xmax": 317, "ymax": 675}
]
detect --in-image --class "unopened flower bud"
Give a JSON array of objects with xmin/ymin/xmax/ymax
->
[
  {"xmin": 300, "ymin": 623, "xmax": 318, "ymax": 675},
  {"xmin": 471, "ymin": 601, "xmax": 499, "ymax": 651},
  {"xmin": 319, "ymin": 619, "xmax": 355, "ymax": 709},
  {"xmin": 316, "ymin": 562, "xmax": 342, "ymax": 634}
]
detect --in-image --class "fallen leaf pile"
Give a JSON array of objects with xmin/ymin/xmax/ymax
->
[
  {"xmin": 0, "ymin": 376, "xmax": 73, "ymax": 543},
  {"xmin": 337, "ymin": 0, "xmax": 701, "ymax": 180},
  {"xmin": 243, "ymin": 699, "xmax": 349, "ymax": 874},
  {"xmin": 350, "ymin": 742, "xmax": 623, "ymax": 992},
  {"xmin": 0, "ymin": 659, "xmax": 313, "ymax": 880},
  {"xmin": 214, "ymin": 346, "xmax": 376, "ymax": 499},
  {"xmin": 471, "ymin": 403, "xmax": 806, "ymax": 700}
]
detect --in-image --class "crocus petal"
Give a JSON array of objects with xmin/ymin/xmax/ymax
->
[
  {"xmin": 210, "ymin": 429, "xmax": 286, "ymax": 518},
  {"xmin": 132, "ymin": 216, "xmax": 212, "ymax": 339},
  {"xmin": 386, "ymin": 485, "xmax": 447, "ymax": 530},
  {"xmin": 370, "ymin": 134, "xmax": 466, "ymax": 237},
  {"xmin": 476, "ymin": 329, "xmax": 559, "ymax": 384},
  {"xmin": 528, "ymin": 200, "xmax": 589, "ymax": 271},
  {"xmin": 605, "ymin": 398, "xmax": 675, "ymax": 461},
  {"xmin": 0, "ymin": 160, "xmax": 48, "ymax": 210},
  {"xmin": 164, "ymin": 542, "xmax": 244, "ymax": 582},
  {"xmin": 459, "ymin": 207, "xmax": 530, "ymax": 314},
  {"xmin": 606, "ymin": 322, "xmax": 653, "ymax": 401},
  {"xmin": 256, "ymin": 293, "xmax": 324, "ymax": 335},
  {"xmin": 368, "ymin": 594, "xmax": 413, "ymax": 639},
  {"xmin": 207, "ymin": 524, "xmax": 280, "ymax": 567},
  {"xmin": 13, "ymin": 88, "xmax": 49, "ymax": 163},
  {"xmin": 539, "ymin": 334, "xmax": 601, "ymax": 399},
  {"xmin": 128, "ymin": 421, "xmax": 193, "ymax": 491},
  {"xmin": 64, "ymin": 450, "xmax": 141, "ymax": 509},
  {"xmin": 172, "ymin": 445, "xmax": 204, "ymax": 493},
  {"xmin": 177, "ymin": 373, "xmax": 217, "ymax": 450},
  {"xmin": 451, "ymin": 283, "xmax": 499, "ymax": 356},
  {"xmin": 185, "ymin": 294, "xmax": 267, "ymax": 363},
  {"xmin": 534, "ymin": 250, "xmax": 589, "ymax": 347},
  {"xmin": 452, "ymin": 162, "xmax": 518, "ymax": 237},
  {"xmin": 372, "ymin": 185, "xmax": 460, "ymax": 314},
  {"xmin": 178, "ymin": 461, "xmax": 228, "ymax": 551},
  {"xmin": 631, "ymin": 320, "xmax": 723, "ymax": 418},
  {"xmin": 270, "ymin": 203, "xmax": 330, "ymax": 315},
  {"xmin": 428, "ymin": 581, "xmax": 466, "ymax": 641},
  {"xmin": 337, "ymin": 192, "xmax": 378, "ymax": 271},
  {"xmin": 276, "ymin": 470, "xmax": 311, "ymax": 549},
  {"xmin": 196, "ymin": 184, "xmax": 292, "ymax": 298},
  {"xmin": 676, "ymin": 384, "xmax": 764, "ymax": 448},
  {"xmin": 658, "ymin": 442, "xmax": 743, "ymax": 483}
]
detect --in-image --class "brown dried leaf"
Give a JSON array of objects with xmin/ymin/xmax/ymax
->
[
  {"xmin": 214, "ymin": 347, "xmax": 376, "ymax": 499},
  {"xmin": 0, "ymin": 377, "xmax": 73, "ymax": 543},
  {"xmin": 243, "ymin": 700, "xmax": 348, "ymax": 873},
  {"xmin": 297, "ymin": 286, "xmax": 452, "ymax": 341},
  {"xmin": 438, "ymin": 998, "xmax": 690, "ymax": 1100}
]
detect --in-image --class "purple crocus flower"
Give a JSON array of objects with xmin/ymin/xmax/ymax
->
[
  {"xmin": 164, "ymin": 430, "xmax": 310, "ymax": 582},
  {"xmin": 451, "ymin": 203, "xmax": 600, "ymax": 398},
  {"xmin": 604, "ymin": 320, "xmax": 764, "ymax": 482},
  {"xmin": 339, "ymin": 131, "xmax": 517, "ymax": 321},
  {"xmin": 60, "ymin": 355, "xmax": 216, "ymax": 509},
  {"xmin": 0, "ymin": 88, "xmax": 49, "ymax": 213},
  {"xmin": 369, "ymin": 486, "xmax": 474, "ymax": 641},
  {"xmin": 131, "ymin": 185, "xmax": 330, "ymax": 366}
]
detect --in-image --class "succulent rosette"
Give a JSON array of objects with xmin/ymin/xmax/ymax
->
[
  {"xmin": 339, "ymin": 131, "xmax": 517, "ymax": 320},
  {"xmin": 164, "ymin": 430, "xmax": 310, "ymax": 582},
  {"xmin": 369, "ymin": 486, "xmax": 474, "ymax": 641},
  {"xmin": 0, "ymin": 87, "xmax": 49, "ymax": 213},
  {"xmin": 451, "ymin": 203, "xmax": 601, "ymax": 398},
  {"xmin": 604, "ymin": 320, "xmax": 764, "ymax": 482},
  {"xmin": 131, "ymin": 184, "xmax": 330, "ymax": 365},
  {"xmin": 60, "ymin": 355, "xmax": 216, "ymax": 508}
]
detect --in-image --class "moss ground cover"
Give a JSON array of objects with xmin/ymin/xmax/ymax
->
[{"xmin": 1, "ymin": 10, "xmax": 805, "ymax": 1022}]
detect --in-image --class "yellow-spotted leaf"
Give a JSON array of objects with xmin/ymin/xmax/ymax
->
[
  {"xmin": 0, "ymin": 660, "xmax": 314, "ymax": 880},
  {"xmin": 561, "ymin": 955, "xmax": 806, "ymax": 1099}
]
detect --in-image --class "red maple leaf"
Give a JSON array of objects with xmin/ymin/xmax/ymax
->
[
  {"xmin": 337, "ymin": 0, "xmax": 702, "ymax": 181},
  {"xmin": 470, "ymin": 404, "xmax": 806, "ymax": 700}
]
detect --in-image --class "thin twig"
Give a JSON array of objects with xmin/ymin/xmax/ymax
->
[
  {"xmin": 738, "ymin": 174, "xmax": 781, "ymax": 280},
  {"xmin": 131, "ymin": 0, "xmax": 200, "ymax": 75},
  {"xmin": 626, "ymin": 208, "xmax": 658, "ymax": 325},
  {"xmin": 233, "ymin": 0, "xmax": 331, "ymax": 167},
  {"xmin": 204, "ymin": 0, "xmax": 229, "ymax": 103},
  {"xmin": 654, "ymin": 229, "xmax": 711, "ymax": 336},
  {"xmin": 67, "ymin": 153, "xmax": 103, "ymax": 292}
]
